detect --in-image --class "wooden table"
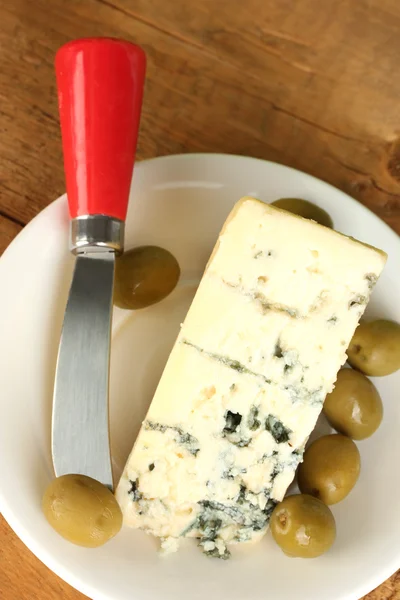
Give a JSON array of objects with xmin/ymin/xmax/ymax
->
[{"xmin": 1, "ymin": 0, "xmax": 399, "ymax": 598}]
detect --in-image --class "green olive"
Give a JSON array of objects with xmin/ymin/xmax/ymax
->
[
  {"xmin": 114, "ymin": 245, "xmax": 180, "ymax": 310},
  {"xmin": 42, "ymin": 474, "xmax": 122, "ymax": 547},
  {"xmin": 271, "ymin": 198, "xmax": 333, "ymax": 228},
  {"xmin": 298, "ymin": 434, "xmax": 360, "ymax": 505},
  {"xmin": 347, "ymin": 319, "xmax": 400, "ymax": 376},
  {"xmin": 324, "ymin": 368, "xmax": 383, "ymax": 440},
  {"xmin": 270, "ymin": 494, "xmax": 336, "ymax": 558}
]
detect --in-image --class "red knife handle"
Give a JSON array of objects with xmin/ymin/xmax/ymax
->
[{"xmin": 55, "ymin": 38, "xmax": 146, "ymax": 228}]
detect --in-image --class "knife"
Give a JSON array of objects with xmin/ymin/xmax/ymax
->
[{"xmin": 52, "ymin": 38, "xmax": 146, "ymax": 489}]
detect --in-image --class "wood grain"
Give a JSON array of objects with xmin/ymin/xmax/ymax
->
[
  {"xmin": 0, "ymin": 216, "xmax": 21, "ymax": 255},
  {"xmin": 0, "ymin": 515, "xmax": 86, "ymax": 600},
  {"xmin": 0, "ymin": 0, "xmax": 399, "ymax": 598}
]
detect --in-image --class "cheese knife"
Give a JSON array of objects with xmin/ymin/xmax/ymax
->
[{"xmin": 52, "ymin": 38, "xmax": 146, "ymax": 489}]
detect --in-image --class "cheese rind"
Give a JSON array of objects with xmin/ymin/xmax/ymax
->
[{"xmin": 116, "ymin": 198, "xmax": 386, "ymax": 558}]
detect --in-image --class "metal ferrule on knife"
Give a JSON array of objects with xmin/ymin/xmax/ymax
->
[{"xmin": 70, "ymin": 215, "xmax": 125, "ymax": 254}]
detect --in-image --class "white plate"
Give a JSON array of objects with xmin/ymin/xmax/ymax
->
[{"xmin": 1, "ymin": 154, "xmax": 399, "ymax": 600}]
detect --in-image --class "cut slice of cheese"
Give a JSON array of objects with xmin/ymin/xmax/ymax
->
[{"xmin": 116, "ymin": 197, "xmax": 387, "ymax": 558}]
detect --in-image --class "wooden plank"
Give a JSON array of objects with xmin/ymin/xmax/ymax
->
[
  {"xmin": 364, "ymin": 571, "xmax": 400, "ymax": 600},
  {"xmin": 0, "ymin": 0, "xmax": 399, "ymax": 229},
  {"xmin": 0, "ymin": 515, "xmax": 85, "ymax": 600},
  {"xmin": 0, "ymin": 214, "xmax": 22, "ymax": 255}
]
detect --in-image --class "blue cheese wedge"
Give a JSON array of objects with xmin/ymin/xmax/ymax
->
[{"xmin": 116, "ymin": 197, "xmax": 386, "ymax": 559}]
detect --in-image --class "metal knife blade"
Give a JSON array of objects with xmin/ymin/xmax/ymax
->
[{"xmin": 52, "ymin": 251, "xmax": 115, "ymax": 489}]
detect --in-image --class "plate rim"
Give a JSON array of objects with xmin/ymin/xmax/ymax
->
[{"xmin": 2, "ymin": 152, "xmax": 399, "ymax": 263}]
